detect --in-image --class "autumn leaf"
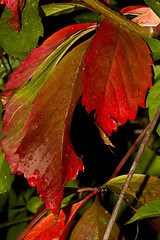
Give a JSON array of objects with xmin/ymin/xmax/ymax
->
[
  {"xmin": 1, "ymin": 38, "xmax": 93, "ymax": 214},
  {"xmin": 24, "ymin": 192, "xmax": 95, "ymax": 240},
  {"xmin": 70, "ymin": 195, "xmax": 125, "ymax": 240},
  {"xmin": 0, "ymin": 0, "xmax": 25, "ymax": 30},
  {"xmin": 121, "ymin": 5, "xmax": 160, "ymax": 27},
  {"xmin": 82, "ymin": 16, "xmax": 153, "ymax": 135}
]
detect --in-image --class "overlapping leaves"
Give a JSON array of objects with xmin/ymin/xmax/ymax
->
[{"xmin": 0, "ymin": 4, "xmax": 153, "ymax": 216}]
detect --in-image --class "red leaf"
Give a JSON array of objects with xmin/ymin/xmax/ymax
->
[
  {"xmin": 0, "ymin": 0, "xmax": 25, "ymax": 30},
  {"xmin": 6, "ymin": 39, "xmax": 91, "ymax": 213},
  {"xmin": 121, "ymin": 5, "xmax": 160, "ymax": 27},
  {"xmin": 1, "ymin": 23, "xmax": 95, "ymax": 103},
  {"xmin": 82, "ymin": 16, "xmax": 153, "ymax": 135},
  {"xmin": 24, "ymin": 192, "xmax": 95, "ymax": 240}
]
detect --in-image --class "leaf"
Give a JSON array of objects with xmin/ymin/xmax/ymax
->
[
  {"xmin": 70, "ymin": 195, "xmax": 125, "ymax": 240},
  {"xmin": 0, "ymin": 0, "xmax": 25, "ymax": 30},
  {"xmin": 24, "ymin": 192, "xmax": 95, "ymax": 240},
  {"xmin": 121, "ymin": 6, "xmax": 160, "ymax": 27},
  {"xmin": 144, "ymin": 0, "xmax": 160, "ymax": 19},
  {"xmin": 0, "ymin": 151, "xmax": 13, "ymax": 193},
  {"xmin": 40, "ymin": 2, "xmax": 86, "ymax": 17},
  {"xmin": 1, "ymin": 39, "xmax": 93, "ymax": 214},
  {"xmin": 127, "ymin": 200, "xmax": 160, "ymax": 224},
  {"xmin": 26, "ymin": 196, "xmax": 43, "ymax": 213},
  {"xmin": 82, "ymin": 16, "xmax": 153, "ymax": 135},
  {"xmin": 0, "ymin": 99, "xmax": 12, "ymax": 193},
  {"xmin": 146, "ymin": 80, "xmax": 160, "ymax": 135},
  {"xmin": 0, "ymin": 23, "xmax": 96, "ymax": 172},
  {"xmin": 143, "ymin": 37, "xmax": 160, "ymax": 61},
  {"xmin": 104, "ymin": 174, "xmax": 160, "ymax": 209},
  {"xmin": 135, "ymin": 146, "xmax": 160, "ymax": 177},
  {"xmin": 0, "ymin": 0, "xmax": 43, "ymax": 60}
]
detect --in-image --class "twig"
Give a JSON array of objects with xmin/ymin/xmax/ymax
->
[
  {"xmin": 108, "ymin": 124, "xmax": 150, "ymax": 181},
  {"xmin": 0, "ymin": 216, "xmax": 33, "ymax": 229},
  {"xmin": 103, "ymin": 104, "xmax": 160, "ymax": 240}
]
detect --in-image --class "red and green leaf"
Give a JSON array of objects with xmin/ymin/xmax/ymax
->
[{"xmin": 82, "ymin": 16, "xmax": 153, "ymax": 135}]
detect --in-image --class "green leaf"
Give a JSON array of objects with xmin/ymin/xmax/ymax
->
[
  {"xmin": 135, "ymin": 146, "xmax": 160, "ymax": 177},
  {"xmin": 143, "ymin": 37, "xmax": 160, "ymax": 61},
  {"xmin": 70, "ymin": 195, "xmax": 125, "ymax": 240},
  {"xmin": 40, "ymin": 3, "xmax": 85, "ymax": 17},
  {"xmin": 26, "ymin": 196, "xmax": 43, "ymax": 213},
  {"xmin": 144, "ymin": 0, "xmax": 160, "ymax": 18},
  {"xmin": 0, "ymin": 0, "xmax": 43, "ymax": 60},
  {"xmin": 127, "ymin": 200, "xmax": 160, "ymax": 224},
  {"xmin": 146, "ymin": 80, "xmax": 160, "ymax": 135},
  {"xmin": 74, "ymin": 11, "xmax": 103, "ymax": 23},
  {"xmin": 103, "ymin": 174, "xmax": 160, "ymax": 209},
  {"xmin": 0, "ymin": 152, "xmax": 13, "ymax": 194},
  {"xmin": 0, "ymin": 99, "xmax": 12, "ymax": 194}
]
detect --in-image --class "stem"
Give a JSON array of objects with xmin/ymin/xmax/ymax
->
[
  {"xmin": 0, "ymin": 216, "xmax": 33, "ymax": 229},
  {"xmin": 78, "ymin": 187, "xmax": 99, "ymax": 192},
  {"xmin": 108, "ymin": 124, "xmax": 150, "ymax": 181},
  {"xmin": 82, "ymin": 0, "xmax": 157, "ymax": 37},
  {"xmin": 103, "ymin": 104, "xmax": 160, "ymax": 240}
]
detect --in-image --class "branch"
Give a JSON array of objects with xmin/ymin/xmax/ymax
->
[
  {"xmin": 103, "ymin": 104, "xmax": 160, "ymax": 240},
  {"xmin": 82, "ymin": 0, "xmax": 158, "ymax": 37}
]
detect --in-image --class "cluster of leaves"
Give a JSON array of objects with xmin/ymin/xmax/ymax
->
[{"xmin": 1, "ymin": 0, "xmax": 160, "ymax": 239}]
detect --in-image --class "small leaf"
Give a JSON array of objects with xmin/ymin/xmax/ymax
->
[
  {"xmin": 82, "ymin": 16, "xmax": 153, "ymax": 135},
  {"xmin": 143, "ymin": 37, "xmax": 160, "ymax": 61},
  {"xmin": 0, "ymin": 0, "xmax": 43, "ymax": 60},
  {"xmin": 127, "ymin": 200, "xmax": 160, "ymax": 224},
  {"xmin": 146, "ymin": 80, "xmax": 160, "ymax": 135},
  {"xmin": 40, "ymin": 2, "xmax": 85, "ymax": 17},
  {"xmin": 26, "ymin": 196, "xmax": 43, "ymax": 213},
  {"xmin": 70, "ymin": 195, "xmax": 125, "ymax": 240}
]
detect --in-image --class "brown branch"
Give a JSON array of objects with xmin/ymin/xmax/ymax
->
[
  {"xmin": 0, "ymin": 216, "xmax": 33, "ymax": 229},
  {"xmin": 108, "ymin": 124, "xmax": 150, "ymax": 181},
  {"xmin": 103, "ymin": 104, "xmax": 160, "ymax": 240}
]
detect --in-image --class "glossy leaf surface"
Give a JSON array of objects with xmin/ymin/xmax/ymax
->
[
  {"xmin": 70, "ymin": 195, "xmax": 125, "ymax": 240},
  {"xmin": 82, "ymin": 16, "xmax": 153, "ymax": 135}
]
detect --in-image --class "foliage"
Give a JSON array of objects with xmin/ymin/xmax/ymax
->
[{"xmin": 1, "ymin": 0, "xmax": 160, "ymax": 239}]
